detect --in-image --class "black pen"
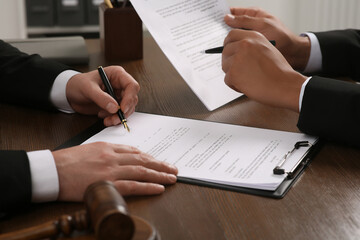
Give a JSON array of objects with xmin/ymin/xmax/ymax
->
[
  {"xmin": 98, "ymin": 66, "xmax": 130, "ymax": 132},
  {"xmin": 203, "ymin": 40, "xmax": 276, "ymax": 54}
]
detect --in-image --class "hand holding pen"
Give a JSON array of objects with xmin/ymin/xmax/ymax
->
[
  {"xmin": 98, "ymin": 66, "xmax": 131, "ymax": 132},
  {"xmin": 63, "ymin": 66, "xmax": 139, "ymax": 127}
]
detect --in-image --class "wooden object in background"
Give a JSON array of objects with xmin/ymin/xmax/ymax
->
[
  {"xmin": 0, "ymin": 210, "xmax": 89, "ymax": 240},
  {"xmin": 99, "ymin": 3, "xmax": 143, "ymax": 61}
]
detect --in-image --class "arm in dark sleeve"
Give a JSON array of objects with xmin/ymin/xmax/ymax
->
[
  {"xmin": 297, "ymin": 76, "xmax": 360, "ymax": 147},
  {"xmin": 314, "ymin": 29, "xmax": 360, "ymax": 80},
  {"xmin": 0, "ymin": 151, "xmax": 32, "ymax": 215},
  {"xmin": 0, "ymin": 40, "xmax": 69, "ymax": 110}
]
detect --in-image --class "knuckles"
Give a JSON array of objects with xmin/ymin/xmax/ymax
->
[
  {"xmin": 134, "ymin": 152, "xmax": 149, "ymax": 165},
  {"xmin": 227, "ymin": 29, "xmax": 240, "ymax": 40},
  {"xmin": 88, "ymin": 142, "xmax": 116, "ymax": 160}
]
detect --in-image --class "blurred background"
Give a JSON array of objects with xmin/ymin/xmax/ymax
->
[{"xmin": 1, "ymin": 0, "xmax": 359, "ymax": 39}]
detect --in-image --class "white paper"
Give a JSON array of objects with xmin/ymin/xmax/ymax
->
[
  {"xmin": 130, "ymin": 0, "xmax": 242, "ymax": 111},
  {"xmin": 83, "ymin": 113, "xmax": 318, "ymax": 191}
]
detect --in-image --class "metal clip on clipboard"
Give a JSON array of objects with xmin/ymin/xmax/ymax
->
[{"xmin": 273, "ymin": 141, "xmax": 313, "ymax": 179}]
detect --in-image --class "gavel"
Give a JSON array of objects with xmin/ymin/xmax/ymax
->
[{"xmin": 0, "ymin": 181, "xmax": 137, "ymax": 240}]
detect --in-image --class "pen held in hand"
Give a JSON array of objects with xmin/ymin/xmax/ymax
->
[
  {"xmin": 203, "ymin": 40, "xmax": 276, "ymax": 54},
  {"xmin": 97, "ymin": 66, "xmax": 130, "ymax": 132}
]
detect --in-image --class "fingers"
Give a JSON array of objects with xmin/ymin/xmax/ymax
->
[
  {"xmin": 225, "ymin": 7, "xmax": 274, "ymax": 34},
  {"xmin": 222, "ymin": 30, "xmax": 250, "ymax": 74},
  {"xmin": 80, "ymin": 66, "xmax": 139, "ymax": 126},
  {"xmin": 108, "ymin": 144, "xmax": 178, "ymax": 186},
  {"xmin": 114, "ymin": 181, "xmax": 166, "ymax": 196},
  {"xmin": 115, "ymin": 85, "xmax": 139, "ymax": 116},
  {"xmin": 113, "ymin": 165, "xmax": 177, "ymax": 184},
  {"xmin": 101, "ymin": 104, "xmax": 136, "ymax": 126},
  {"xmin": 224, "ymin": 70, "xmax": 240, "ymax": 93},
  {"xmin": 103, "ymin": 114, "xmax": 121, "ymax": 126},
  {"xmin": 110, "ymin": 145, "xmax": 178, "ymax": 196},
  {"xmin": 115, "ymin": 152, "xmax": 178, "ymax": 175},
  {"xmin": 87, "ymin": 81, "xmax": 120, "ymax": 114},
  {"xmin": 99, "ymin": 66, "xmax": 139, "ymax": 126},
  {"xmin": 105, "ymin": 66, "xmax": 140, "ymax": 114},
  {"xmin": 222, "ymin": 29, "xmax": 257, "ymax": 62},
  {"xmin": 112, "ymin": 143, "xmax": 142, "ymax": 154},
  {"xmin": 222, "ymin": 30, "xmax": 274, "ymax": 94},
  {"xmin": 221, "ymin": 46, "xmax": 236, "ymax": 74},
  {"xmin": 223, "ymin": 28, "xmax": 249, "ymax": 46},
  {"xmin": 105, "ymin": 142, "xmax": 178, "ymax": 175},
  {"xmin": 230, "ymin": 7, "xmax": 267, "ymax": 17},
  {"xmin": 86, "ymin": 66, "xmax": 139, "ymax": 115},
  {"xmin": 224, "ymin": 13, "xmax": 263, "ymax": 31},
  {"xmin": 106, "ymin": 143, "xmax": 178, "ymax": 175},
  {"xmin": 223, "ymin": 29, "xmax": 269, "ymax": 51},
  {"xmin": 54, "ymin": 142, "xmax": 178, "ymax": 200},
  {"xmin": 222, "ymin": 41, "xmax": 247, "ymax": 93}
]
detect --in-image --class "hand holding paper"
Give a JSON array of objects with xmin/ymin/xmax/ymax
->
[{"xmin": 131, "ymin": 0, "xmax": 241, "ymax": 110}]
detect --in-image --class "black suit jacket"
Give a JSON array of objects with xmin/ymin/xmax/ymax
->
[
  {"xmin": 297, "ymin": 29, "xmax": 360, "ymax": 147},
  {"xmin": 0, "ymin": 40, "xmax": 69, "ymax": 213}
]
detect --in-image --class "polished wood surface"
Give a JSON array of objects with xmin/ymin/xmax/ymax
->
[{"xmin": 1, "ymin": 35, "xmax": 360, "ymax": 240}]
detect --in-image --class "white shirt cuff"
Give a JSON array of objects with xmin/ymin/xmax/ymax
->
[
  {"xmin": 299, "ymin": 77, "xmax": 312, "ymax": 111},
  {"xmin": 50, "ymin": 70, "xmax": 79, "ymax": 113},
  {"xmin": 27, "ymin": 150, "xmax": 59, "ymax": 202},
  {"xmin": 301, "ymin": 32, "xmax": 322, "ymax": 74}
]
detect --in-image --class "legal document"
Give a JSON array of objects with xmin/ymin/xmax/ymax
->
[
  {"xmin": 83, "ymin": 113, "xmax": 318, "ymax": 191},
  {"xmin": 131, "ymin": 0, "xmax": 242, "ymax": 111}
]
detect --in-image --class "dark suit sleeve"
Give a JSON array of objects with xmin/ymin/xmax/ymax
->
[
  {"xmin": 297, "ymin": 29, "xmax": 360, "ymax": 147},
  {"xmin": 314, "ymin": 29, "xmax": 360, "ymax": 80},
  {"xmin": 0, "ymin": 151, "xmax": 32, "ymax": 214},
  {"xmin": 0, "ymin": 42, "xmax": 71, "ymax": 215},
  {"xmin": 0, "ymin": 40, "xmax": 70, "ymax": 110},
  {"xmin": 297, "ymin": 76, "xmax": 360, "ymax": 147}
]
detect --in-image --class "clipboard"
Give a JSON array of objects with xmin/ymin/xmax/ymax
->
[
  {"xmin": 178, "ymin": 139, "xmax": 321, "ymax": 199},
  {"xmin": 55, "ymin": 119, "xmax": 322, "ymax": 199}
]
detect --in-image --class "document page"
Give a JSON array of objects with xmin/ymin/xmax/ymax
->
[
  {"xmin": 83, "ymin": 113, "xmax": 318, "ymax": 191},
  {"xmin": 130, "ymin": 0, "xmax": 242, "ymax": 111}
]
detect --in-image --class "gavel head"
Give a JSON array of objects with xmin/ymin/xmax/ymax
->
[{"xmin": 84, "ymin": 181, "xmax": 135, "ymax": 240}]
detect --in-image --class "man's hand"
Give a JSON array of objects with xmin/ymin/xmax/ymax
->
[
  {"xmin": 224, "ymin": 7, "xmax": 311, "ymax": 71},
  {"xmin": 66, "ymin": 66, "xmax": 140, "ymax": 126},
  {"xmin": 222, "ymin": 29, "xmax": 307, "ymax": 112},
  {"xmin": 52, "ymin": 142, "xmax": 178, "ymax": 201}
]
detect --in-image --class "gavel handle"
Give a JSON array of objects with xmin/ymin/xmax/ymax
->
[
  {"xmin": 0, "ymin": 221, "xmax": 60, "ymax": 240},
  {"xmin": 0, "ymin": 210, "xmax": 89, "ymax": 240}
]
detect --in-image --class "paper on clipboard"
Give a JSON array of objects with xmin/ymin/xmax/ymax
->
[{"xmin": 83, "ymin": 112, "xmax": 318, "ymax": 191}]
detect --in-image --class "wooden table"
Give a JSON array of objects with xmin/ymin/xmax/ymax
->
[{"xmin": 1, "ymin": 35, "xmax": 360, "ymax": 240}]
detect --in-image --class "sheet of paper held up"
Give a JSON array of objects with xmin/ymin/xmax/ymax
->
[
  {"xmin": 83, "ymin": 113, "xmax": 318, "ymax": 191},
  {"xmin": 130, "ymin": 0, "xmax": 241, "ymax": 111}
]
